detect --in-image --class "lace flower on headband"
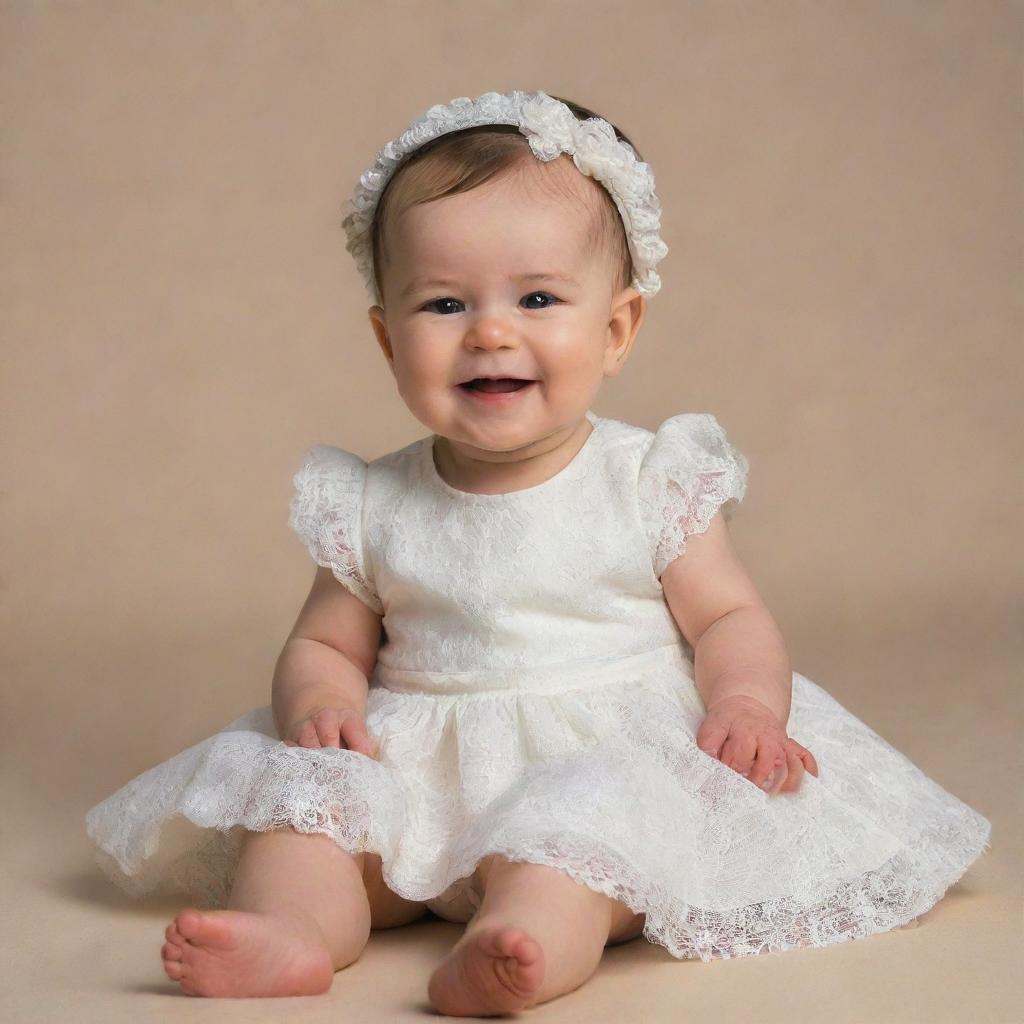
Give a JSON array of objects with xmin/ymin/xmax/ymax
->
[{"xmin": 341, "ymin": 89, "xmax": 669, "ymax": 303}]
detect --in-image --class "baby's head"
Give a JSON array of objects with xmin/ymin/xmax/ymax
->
[{"xmin": 342, "ymin": 91, "xmax": 667, "ymax": 457}]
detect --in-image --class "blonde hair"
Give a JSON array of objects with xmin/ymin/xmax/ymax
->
[{"xmin": 368, "ymin": 95, "xmax": 644, "ymax": 308}]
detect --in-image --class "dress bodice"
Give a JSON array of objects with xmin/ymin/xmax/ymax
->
[{"xmin": 288, "ymin": 409, "xmax": 750, "ymax": 688}]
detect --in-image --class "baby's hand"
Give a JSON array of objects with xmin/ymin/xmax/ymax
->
[
  {"xmin": 696, "ymin": 695, "xmax": 818, "ymax": 796},
  {"xmin": 282, "ymin": 705, "xmax": 378, "ymax": 758}
]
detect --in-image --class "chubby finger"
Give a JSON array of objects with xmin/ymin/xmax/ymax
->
[
  {"xmin": 314, "ymin": 713, "xmax": 342, "ymax": 749},
  {"xmin": 742, "ymin": 734, "xmax": 777, "ymax": 786},
  {"xmin": 340, "ymin": 714, "xmax": 375, "ymax": 757},
  {"xmin": 799, "ymin": 745, "xmax": 819, "ymax": 777},
  {"xmin": 783, "ymin": 740, "xmax": 818, "ymax": 781},
  {"xmin": 767, "ymin": 762, "xmax": 788, "ymax": 795},
  {"xmin": 696, "ymin": 720, "xmax": 728, "ymax": 760},
  {"xmin": 721, "ymin": 732, "xmax": 758, "ymax": 776},
  {"xmin": 774, "ymin": 744, "xmax": 803, "ymax": 794},
  {"xmin": 750, "ymin": 746, "xmax": 786, "ymax": 791},
  {"xmin": 296, "ymin": 720, "xmax": 322, "ymax": 749}
]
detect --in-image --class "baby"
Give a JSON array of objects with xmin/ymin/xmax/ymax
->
[{"xmin": 86, "ymin": 89, "xmax": 991, "ymax": 1015}]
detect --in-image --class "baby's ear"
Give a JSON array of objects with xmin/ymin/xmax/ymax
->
[
  {"xmin": 367, "ymin": 307, "xmax": 394, "ymax": 365},
  {"xmin": 603, "ymin": 289, "xmax": 645, "ymax": 373}
]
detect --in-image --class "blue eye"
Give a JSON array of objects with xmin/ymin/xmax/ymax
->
[
  {"xmin": 522, "ymin": 291, "xmax": 559, "ymax": 309},
  {"xmin": 422, "ymin": 297, "xmax": 464, "ymax": 315},
  {"xmin": 420, "ymin": 292, "xmax": 561, "ymax": 315}
]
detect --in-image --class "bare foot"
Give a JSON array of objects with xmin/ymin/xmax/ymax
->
[
  {"xmin": 427, "ymin": 922, "xmax": 545, "ymax": 1017},
  {"xmin": 160, "ymin": 907, "xmax": 335, "ymax": 997}
]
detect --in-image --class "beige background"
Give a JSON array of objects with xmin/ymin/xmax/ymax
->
[{"xmin": 2, "ymin": 1, "xmax": 1020, "ymax": 1021}]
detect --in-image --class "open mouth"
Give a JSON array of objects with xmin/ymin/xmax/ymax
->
[{"xmin": 458, "ymin": 378, "xmax": 535, "ymax": 394}]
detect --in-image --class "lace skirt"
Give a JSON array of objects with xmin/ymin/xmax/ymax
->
[{"xmin": 84, "ymin": 643, "xmax": 991, "ymax": 961}]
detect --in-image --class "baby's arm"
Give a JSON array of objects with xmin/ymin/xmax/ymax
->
[
  {"xmin": 661, "ymin": 511, "xmax": 790, "ymax": 721},
  {"xmin": 661, "ymin": 511, "xmax": 818, "ymax": 794},
  {"xmin": 273, "ymin": 565, "xmax": 383, "ymax": 756}
]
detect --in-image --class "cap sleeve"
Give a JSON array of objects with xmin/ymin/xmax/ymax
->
[
  {"xmin": 638, "ymin": 413, "xmax": 749, "ymax": 579},
  {"xmin": 287, "ymin": 445, "xmax": 384, "ymax": 615}
]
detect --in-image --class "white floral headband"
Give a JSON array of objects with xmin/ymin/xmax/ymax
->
[{"xmin": 341, "ymin": 89, "xmax": 669, "ymax": 304}]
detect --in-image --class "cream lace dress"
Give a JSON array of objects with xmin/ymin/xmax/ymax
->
[{"xmin": 84, "ymin": 410, "xmax": 992, "ymax": 961}]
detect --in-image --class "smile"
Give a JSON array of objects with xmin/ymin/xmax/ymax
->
[{"xmin": 457, "ymin": 379, "xmax": 537, "ymax": 403}]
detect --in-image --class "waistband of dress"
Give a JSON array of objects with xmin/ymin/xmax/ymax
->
[{"xmin": 373, "ymin": 642, "xmax": 693, "ymax": 696}]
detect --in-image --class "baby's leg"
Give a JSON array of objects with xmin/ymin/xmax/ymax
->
[
  {"xmin": 427, "ymin": 854, "xmax": 646, "ymax": 1016},
  {"xmin": 161, "ymin": 827, "xmax": 419, "ymax": 997}
]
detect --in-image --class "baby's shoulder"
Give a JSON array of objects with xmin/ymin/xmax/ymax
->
[
  {"xmin": 364, "ymin": 435, "xmax": 426, "ymax": 488},
  {"xmin": 291, "ymin": 436, "xmax": 424, "ymax": 509},
  {"xmin": 596, "ymin": 412, "xmax": 748, "ymax": 506},
  {"xmin": 595, "ymin": 413, "xmax": 654, "ymax": 444},
  {"xmin": 603, "ymin": 411, "xmax": 743, "ymax": 462},
  {"xmin": 592, "ymin": 412, "xmax": 655, "ymax": 463},
  {"xmin": 596, "ymin": 411, "xmax": 724, "ymax": 466}
]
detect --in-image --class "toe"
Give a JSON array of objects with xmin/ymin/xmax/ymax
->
[
  {"xmin": 163, "ymin": 959, "xmax": 185, "ymax": 980},
  {"xmin": 506, "ymin": 930, "xmax": 541, "ymax": 966},
  {"xmin": 485, "ymin": 926, "xmax": 540, "ymax": 966},
  {"xmin": 480, "ymin": 925, "xmax": 520, "ymax": 957},
  {"xmin": 174, "ymin": 909, "xmax": 204, "ymax": 941},
  {"xmin": 175, "ymin": 909, "xmax": 234, "ymax": 949},
  {"xmin": 161, "ymin": 941, "xmax": 183, "ymax": 961}
]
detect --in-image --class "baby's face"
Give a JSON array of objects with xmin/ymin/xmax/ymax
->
[{"xmin": 367, "ymin": 159, "xmax": 644, "ymax": 461}]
